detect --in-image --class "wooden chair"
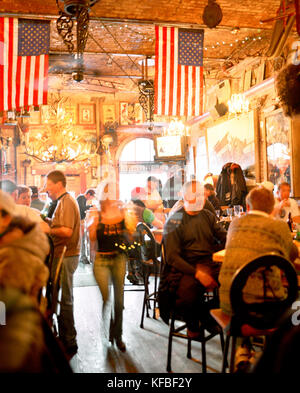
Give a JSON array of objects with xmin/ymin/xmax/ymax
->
[
  {"xmin": 210, "ymin": 253, "xmax": 298, "ymax": 373},
  {"xmin": 135, "ymin": 222, "xmax": 161, "ymax": 328}
]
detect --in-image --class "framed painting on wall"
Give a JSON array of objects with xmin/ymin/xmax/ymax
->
[
  {"xmin": 103, "ymin": 104, "xmax": 116, "ymax": 125},
  {"xmin": 79, "ymin": 104, "xmax": 95, "ymax": 124},
  {"xmin": 206, "ymin": 111, "xmax": 256, "ymax": 176},
  {"xmin": 120, "ymin": 102, "xmax": 129, "ymax": 125},
  {"xmin": 29, "ymin": 109, "xmax": 40, "ymax": 125},
  {"xmin": 65, "ymin": 106, "xmax": 77, "ymax": 124},
  {"xmin": 264, "ymin": 108, "xmax": 292, "ymax": 191},
  {"xmin": 41, "ymin": 105, "xmax": 56, "ymax": 124},
  {"xmin": 134, "ymin": 103, "xmax": 144, "ymax": 124}
]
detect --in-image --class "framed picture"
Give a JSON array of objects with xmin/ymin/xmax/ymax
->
[
  {"xmin": 41, "ymin": 105, "xmax": 56, "ymax": 124},
  {"xmin": 254, "ymin": 62, "xmax": 265, "ymax": 85},
  {"xmin": 206, "ymin": 111, "xmax": 256, "ymax": 176},
  {"xmin": 29, "ymin": 109, "xmax": 40, "ymax": 125},
  {"xmin": 79, "ymin": 104, "xmax": 95, "ymax": 124},
  {"xmin": 264, "ymin": 108, "xmax": 292, "ymax": 191},
  {"xmin": 134, "ymin": 103, "xmax": 144, "ymax": 124},
  {"xmin": 91, "ymin": 166, "xmax": 98, "ymax": 179},
  {"xmin": 65, "ymin": 106, "xmax": 77, "ymax": 124},
  {"xmin": 103, "ymin": 104, "xmax": 116, "ymax": 125},
  {"xmin": 243, "ymin": 69, "xmax": 252, "ymax": 91},
  {"xmin": 120, "ymin": 102, "xmax": 129, "ymax": 125}
]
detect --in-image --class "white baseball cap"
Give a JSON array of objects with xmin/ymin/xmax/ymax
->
[
  {"xmin": 258, "ymin": 181, "xmax": 274, "ymax": 193},
  {"xmin": 0, "ymin": 190, "xmax": 17, "ymax": 216}
]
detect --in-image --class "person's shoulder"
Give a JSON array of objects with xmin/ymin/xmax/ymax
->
[{"xmin": 165, "ymin": 208, "xmax": 184, "ymax": 227}]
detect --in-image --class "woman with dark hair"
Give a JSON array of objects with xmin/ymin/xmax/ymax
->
[
  {"xmin": 16, "ymin": 185, "xmax": 32, "ymax": 207},
  {"xmin": 88, "ymin": 182, "xmax": 127, "ymax": 351}
]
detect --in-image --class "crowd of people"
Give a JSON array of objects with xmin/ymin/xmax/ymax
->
[{"xmin": 0, "ymin": 167, "xmax": 299, "ymax": 373}]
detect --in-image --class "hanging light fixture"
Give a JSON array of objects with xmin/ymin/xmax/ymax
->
[
  {"xmin": 227, "ymin": 93, "xmax": 250, "ymax": 116},
  {"xmin": 138, "ymin": 57, "xmax": 155, "ymax": 131},
  {"xmin": 162, "ymin": 119, "xmax": 190, "ymax": 137},
  {"xmin": 56, "ymin": 0, "xmax": 100, "ymax": 82},
  {"xmin": 23, "ymin": 97, "xmax": 96, "ymax": 163}
]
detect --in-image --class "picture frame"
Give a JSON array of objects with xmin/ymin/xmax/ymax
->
[
  {"xmin": 263, "ymin": 108, "xmax": 292, "ymax": 192},
  {"xmin": 64, "ymin": 105, "xmax": 77, "ymax": 124},
  {"xmin": 254, "ymin": 62, "xmax": 265, "ymax": 85},
  {"xmin": 29, "ymin": 109, "xmax": 41, "ymax": 125},
  {"xmin": 103, "ymin": 104, "xmax": 116, "ymax": 125},
  {"xmin": 41, "ymin": 105, "xmax": 56, "ymax": 124},
  {"xmin": 134, "ymin": 103, "xmax": 144, "ymax": 124},
  {"xmin": 120, "ymin": 102, "xmax": 129, "ymax": 125},
  {"xmin": 243, "ymin": 69, "xmax": 252, "ymax": 91},
  {"xmin": 206, "ymin": 111, "xmax": 256, "ymax": 176},
  {"xmin": 79, "ymin": 104, "xmax": 95, "ymax": 124},
  {"xmin": 91, "ymin": 166, "xmax": 98, "ymax": 179}
]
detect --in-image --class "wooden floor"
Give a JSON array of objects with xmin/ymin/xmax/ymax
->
[{"xmin": 69, "ymin": 263, "xmax": 224, "ymax": 373}]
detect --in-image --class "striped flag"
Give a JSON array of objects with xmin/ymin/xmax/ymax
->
[
  {"xmin": 155, "ymin": 26, "xmax": 204, "ymax": 117},
  {"xmin": 0, "ymin": 17, "xmax": 50, "ymax": 112}
]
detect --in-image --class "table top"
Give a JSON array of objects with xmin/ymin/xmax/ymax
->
[{"xmin": 212, "ymin": 242, "xmax": 300, "ymax": 269}]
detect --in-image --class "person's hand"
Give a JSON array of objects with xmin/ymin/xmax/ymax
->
[
  {"xmin": 280, "ymin": 199, "xmax": 290, "ymax": 208},
  {"xmin": 195, "ymin": 269, "xmax": 217, "ymax": 290}
]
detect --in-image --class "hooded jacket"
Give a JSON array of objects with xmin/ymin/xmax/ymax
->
[{"xmin": 0, "ymin": 219, "xmax": 49, "ymax": 299}]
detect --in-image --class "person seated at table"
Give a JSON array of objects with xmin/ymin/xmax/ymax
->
[
  {"xmin": 0, "ymin": 180, "xmax": 50, "ymax": 234},
  {"xmin": 124, "ymin": 187, "xmax": 163, "ymax": 284},
  {"xmin": 159, "ymin": 180, "xmax": 227, "ymax": 338},
  {"xmin": 145, "ymin": 176, "xmax": 165, "ymax": 225},
  {"xmin": 0, "ymin": 190, "xmax": 49, "ymax": 302},
  {"xmin": 168, "ymin": 187, "xmax": 217, "ymax": 217},
  {"xmin": 272, "ymin": 182, "xmax": 300, "ymax": 224},
  {"xmin": 218, "ymin": 186, "xmax": 298, "ymax": 317},
  {"xmin": 204, "ymin": 183, "xmax": 222, "ymax": 213}
]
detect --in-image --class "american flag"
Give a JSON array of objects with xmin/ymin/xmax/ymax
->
[
  {"xmin": 155, "ymin": 26, "xmax": 204, "ymax": 117},
  {"xmin": 0, "ymin": 17, "xmax": 50, "ymax": 112}
]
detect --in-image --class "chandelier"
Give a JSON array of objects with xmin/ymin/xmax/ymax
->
[
  {"xmin": 227, "ymin": 93, "xmax": 250, "ymax": 116},
  {"xmin": 56, "ymin": 0, "xmax": 100, "ymax": 82},
  {"xmin": 138, "ymin": 57, "xmax": 155, "ymax": 131},
  {"xmin": 24, "ymin": 98, "xmax": 95, "ymax": 163},
  {"xmin": 162, "ymin": 119, "xmax": 190, "ymax": 137}
]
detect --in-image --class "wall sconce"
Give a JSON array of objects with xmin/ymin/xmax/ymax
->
[{"xmin": 227, "ymin": 93, "xmax": 250, "ymax": 116}]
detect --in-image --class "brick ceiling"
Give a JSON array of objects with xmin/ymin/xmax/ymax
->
[{"xmin": 1, "ymin": 0, "xmax": 297, "ymax": 93}]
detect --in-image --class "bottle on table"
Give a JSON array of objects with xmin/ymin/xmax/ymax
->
[{"xmin": 287, "ymin": 212, "xmax": 293, "ymax": 232}]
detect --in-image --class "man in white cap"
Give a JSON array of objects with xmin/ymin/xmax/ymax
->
[
  {"xmin": 159, "ymin": 180, "xmax": 227, "ymax": 338},
  {"xmin": 0, "ymin": 190, "xmax": 49, "ymax": 301}
]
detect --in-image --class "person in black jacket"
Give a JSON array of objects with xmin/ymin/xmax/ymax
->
[{"xmin": 159, "ymin": 180, "xmax": 227, "ymax": 338}]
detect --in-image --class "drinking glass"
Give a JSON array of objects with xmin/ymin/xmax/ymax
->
[
  {"xmin": 215, "ymin": 210, "xmax": 220, "ymax": 219},
  {"xmin": 227, "ymin": 208, "xmax": 233, "ymax": 220},
  {"xmin": 234, "ymin": 205, "xmax": 243, "ymax": 217}
]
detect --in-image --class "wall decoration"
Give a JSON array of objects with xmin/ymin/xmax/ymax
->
[
  {"xmin": 79, "ymin": 104, "xmax": 95, "ymax": 124},
  {"xmin": 103, "ymin": 104, "xmax": 118, "ymax": 131},
  {"xmin": 206, "ymin": 111, "xmax": 255, "ymax": 176},
  {"xmin": 91, "ymin": 166, "xmax": 98, "ymax": 179},
  {"xmin": 134, "ymin": 103, "xmax": 144, "ymax": 124},
  {"xmin": 65, "ymin": 106, "xmax": 77, "ymax": 124},
  {"xmin": 120, "ymin": 102, "xmax": 129, "ymax": 125},
  {"xmin": 41, "ymin": 105, "xmax": 56, "ymax": 124},
  {"xmin": 254, "ymin": 62, "xmax": 265, "ymax": 85},
  {"xmin": 264, "ymin": 109, "xmax": 291, "ymax": 188},
  {"xmin": 243, "ymin": 69, "xmax": 252, "ymax": 91},
  {"xmin": 103, "ymin": 104, "xmax": 116, "ymax": 124},
  {"xmin": 29, "ymin": 110, "xmax": 41, "ymax": 125},
  {"xmin": 120, "ymin": 102, "xmax": 143, "ymax": 125}
]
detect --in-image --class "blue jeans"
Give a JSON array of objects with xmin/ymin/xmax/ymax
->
[
  {"xmin": 52, "ymin": 255, "xmax": 79, "ymax": 349},
  {"xmin": 93, "ymin": 252, "xmax": 126, "ymax": 340}
]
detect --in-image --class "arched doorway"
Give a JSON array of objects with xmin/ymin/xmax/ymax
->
[{"xmin": 118, "ymin": 137, "xmax": 169, "ymax": 202}]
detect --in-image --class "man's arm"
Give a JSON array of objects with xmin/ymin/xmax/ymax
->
[
  {"xmin": 164, "ymin": 214, "xmax": 196, "ymax": 275},
  {"xmin": 50, "ymin": 226, "xmax": 73, "ymax": 238}
]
